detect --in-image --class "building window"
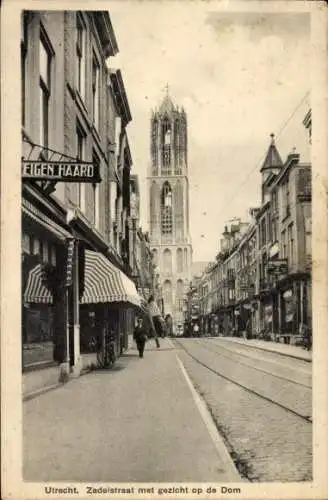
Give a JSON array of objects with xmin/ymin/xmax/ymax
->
[
  {"xmin": 288, "ymin": 223, "xmax": 294, "ymax": 267},
  {"xmin": 92, "ymin": 53, "xmax": 100, "ymax": 130},
  {"xmin": 92, "ymin": 152, "xmax": 100, "ymax": 229},
  {"xmin": 39, "ymin": 32, "xmax": 52, "ymax": 150},
  {"xmin": 76, "ymin": 123, "xmax": 86, "ymax": 212},
  {"xmin": 76, "ymin": 14, "xmax": 86, "ymax": 100},
  {"xmin": 286, "ymin": 188, "xmax": 290, "ymax": 216},
  {"xmin": 281, "ymin": 230, "xmax": 286, "ymax": 259},
  {"xmin": 21, "ymin": 13, "xmax": 28, "ymax": 127},
  {"xmin": 161, "ymin": 182, "xmax": 173, "ymax": 234}
]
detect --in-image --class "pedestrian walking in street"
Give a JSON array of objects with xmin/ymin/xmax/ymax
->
[
  {"xmin": 133, "ymin": 317, "xmax": 148, "ymax": 358},
  {"xmin": 147, "ymin": 296, "xmax": 162, "ymax": 348},
  {"xmin": 193, "ymin": 323, "xmax": 200, "ymax": 337}
]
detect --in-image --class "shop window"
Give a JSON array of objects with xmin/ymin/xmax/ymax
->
[
  {"xmin": 22, "ymin": 233, "xmax": 31, "ymax": 254},
  {"xmin": 39, "ymin": 29, "xmax": 53, "ymax": 151},
  {"xmin": 42, "ymin": 241, "xmax": 49, "ymax": 263},
  {"xmin": 76, "ymin": 14, "xmax": 86, "ymax": 100},
  {"xmin": 32, "ymin": 237, "xmax": 40, "ymax": 255},
  {"xmin": 50, "ymin": 245, "xmax": 56, "ymax": 266}
]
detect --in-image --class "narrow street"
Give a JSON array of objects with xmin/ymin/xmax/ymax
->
[
  {"xmin": 23, "ymin": 338, "xmax": 242, "ymax": 483},
  {"xmin": 23, "ymin": 336, "xmax": 311, "ymax": 483}
]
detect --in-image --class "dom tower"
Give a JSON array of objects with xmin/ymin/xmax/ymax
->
[{"xmin": 148, "ymin": 89, "xmax": 192, "ymax": 331}]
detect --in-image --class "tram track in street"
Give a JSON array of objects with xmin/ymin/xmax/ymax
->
[
  {"xmin": 197, "ymin": 338, "xmax": 311, "ymax": 389},
  {"xmin": 173, "ymin": 339, "xmax": 312, "ymax": 424}
]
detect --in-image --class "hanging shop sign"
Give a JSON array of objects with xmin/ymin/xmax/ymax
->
[
  {"xmin": 267, "ymin": 259, "xmax": 288, "ymax": 275},
  {"xmin": 22, "ymin": 160, "xmax": 101, "ymax": 183},
  {"xmin": 269, "ymin": 242, "xmax": 279, "ymax": 259}
]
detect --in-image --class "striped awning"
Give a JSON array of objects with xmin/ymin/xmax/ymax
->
[
  {"xmin": 81, "ymin": 250, "xmax": 142, "ymax": 307},
  {"xmin": 23, "ymin": 264, "xmax": 53, "ymax": 304}
]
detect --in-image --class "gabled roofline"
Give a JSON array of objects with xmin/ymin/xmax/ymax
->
[
  {"xmin": 273, "ymin": 152, "xmax": 300, "ymax": 186},
  {"xmin": 110, "ymin": 69, "xmax": 132, "ymax": 125},
  {"xmin": 91, "ymin": 12, "xmax": 119, "ymax": 58},
  {"xmin": 256, "ymin": 200, "xmax": 270, "ymax": 220}
]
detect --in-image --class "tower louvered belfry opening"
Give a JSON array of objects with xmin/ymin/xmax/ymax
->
[{"xmin": 148, "ymin": 88, "xmax": 192, "ymax": 331}]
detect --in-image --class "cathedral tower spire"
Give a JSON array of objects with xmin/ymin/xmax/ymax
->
[{"xmin": 148, "ymin": 89, "xmax": 192, "ymax": 331}]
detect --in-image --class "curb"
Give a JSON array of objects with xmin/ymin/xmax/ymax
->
[
  {"xmin": 23, "ymin": 382, "xmax": 63, "ymax": 402},
  {"xmin": 23, "ymin": 364, "xmax": 95, "ymax": 402},
  {"xmin": 222, "ymin": 338, "xmax": 312, "ymax": 363},
  {"xmin": 176, "ymin": 355, "xmax": 245, "ymax": 482}
]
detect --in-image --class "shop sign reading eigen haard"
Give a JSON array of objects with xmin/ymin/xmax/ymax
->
[{"xmin": 22, "ymin": 160, "xmax": 101, "ymax": 183}]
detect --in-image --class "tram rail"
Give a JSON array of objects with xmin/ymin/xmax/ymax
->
[
  {"xmin": 197, "ymin": 338, "xmax": 311, "ymax": 389},
  {"xmin": 173, "ymin": 338, "xmax": 312, "ymax": 424}
]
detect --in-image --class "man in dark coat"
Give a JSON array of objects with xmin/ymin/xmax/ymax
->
[{"xmin": 133, "ymin": 317, "xmax": 148, "ymax": 358}]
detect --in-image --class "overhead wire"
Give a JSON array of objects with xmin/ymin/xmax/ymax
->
[{"xmin": 215, "ymin": 90, "xmax": 310, "ymax": 221}]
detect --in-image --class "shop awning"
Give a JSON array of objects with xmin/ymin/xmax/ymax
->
[
  {"xmin": 81, "ymin": 250, "xmax": 142, "ymax": 307},
  {"xmin": 23, "ymin": 264, "xmax": 53, "ymax": 304},
  {"xmin": 23, "ymin": 199, "xmax": 72, "ymax": 242}
]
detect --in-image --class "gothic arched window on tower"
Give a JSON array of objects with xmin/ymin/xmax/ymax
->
[
  {"xmin": 174, "ymin": 119, "xmax": 182, "ymax": 175},
  {"xmin": 184, "ymin": 248, "xmax": 188, "ymax": 269},
  {"xmin": 151, "ymin": 119, "xmax": 158, "ymax": 175},
  {"xmin": 177, "ymin": 248, "xmax": 183, "ymax": 273},
  {"xmin": 161, "ymin": 117, "xmax": 171, "ymax": 175},
  {"xmin": 161, "ymin": 182, "xmax": 173, "ymax": 236},
  {"xmin": 175, "ymin": 181, "xmax": 183, "ymax": 241},
  {"xmin": 163, "ymin": 248, "xmax": 172, "ymax": 275},
  {"xmin": 164, "ymin": 280, "xmax": 172, "ymax": 306},
  {"xmin": 150, "ymin": 181, "xmax": 159, "ymax": 239}
]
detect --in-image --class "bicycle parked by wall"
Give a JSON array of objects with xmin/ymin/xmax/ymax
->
[{"xmin": 96, "ymin": 330, "xmax": 117, "ymax": 368}]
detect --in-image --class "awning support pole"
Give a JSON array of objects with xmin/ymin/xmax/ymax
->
[{"xmin": 59, "ymin": 287, "xmax": 71, "ymax": 382}]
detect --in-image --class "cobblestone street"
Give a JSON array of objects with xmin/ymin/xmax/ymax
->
[{"xmin": 174, "ymin": 338, "xmax": 312, "ymax": 482}]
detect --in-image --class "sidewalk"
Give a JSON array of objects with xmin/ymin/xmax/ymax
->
[
  {"xmin": 23, "ymin": 338, "xmax": 242, "ymax": 483},
  {"xmin": 219, "ymin": 337, "xmax": 312, "ymax": 362}
]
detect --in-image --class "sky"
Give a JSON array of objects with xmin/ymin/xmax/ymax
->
[{"xmin": 107, "ymin": 1, "xmax": 311, "ymax": 262}]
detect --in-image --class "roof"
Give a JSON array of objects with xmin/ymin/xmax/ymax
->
[
  {"xmin": 91, "ymin": 12, "xmax": 119, "ymax": 58},
  {"xmin": 159, "ymin": 87, "xmax": 175, "ymax": 114},
  {"xmin": 260, "ymin": 134, "xmax": 283, "ymax": 173},
  {"xmin": 110, "ymin": 70, "xmax": 132, "ymax": 125}
]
